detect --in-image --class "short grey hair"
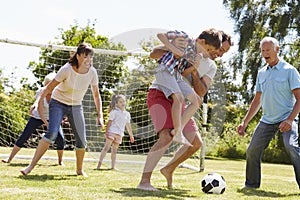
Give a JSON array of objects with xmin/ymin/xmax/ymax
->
[{"xmin": 260, "ymin": 36, "xmax": 279, "ymax": 50}]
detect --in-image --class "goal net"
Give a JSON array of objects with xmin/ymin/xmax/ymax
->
[{"xmin": 0, "ymin": 39, "xmax": 216, "ymax": 172}]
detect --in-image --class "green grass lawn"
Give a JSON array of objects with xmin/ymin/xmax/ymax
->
[{"xmin": 0, "ymin": 147, "xmax": 299, "ymax": 199}]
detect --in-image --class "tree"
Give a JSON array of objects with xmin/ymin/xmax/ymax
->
[
  {"xmin": 28, "ymin": 20, "xmax": 128, "ymax": 109},
  {"xmin": 126, "ymin": 38, "xmax": 157, "ymax": 127},
  {"xmin": 223, "ymin": 0, "xmax": 300, "ymax": 102}
]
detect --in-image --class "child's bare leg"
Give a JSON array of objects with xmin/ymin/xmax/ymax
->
[
  {"xmin": 96, "ymin": 139, "xmax": 113, "ymax": 169},
  {"xmin": 170, "ymin": 93, "xmax": 192, "ymax": 146},
  {"xmin": 111, "ymin": 143, "xmax": 119, "ymax": 169},
  {"xmin": 170, "ymin": 93, "xmax": 183, "ymax": 137},
  {"xmin": 57, "ymin": 150, "xmax": 64, "ymax": 166},
  {"xmin": 2, "ymin": 145, "xmax": 21, "ymax": 163},
  {"xmin": 181, "ymin": 94, "xmax": 202, "ymax": 127}
]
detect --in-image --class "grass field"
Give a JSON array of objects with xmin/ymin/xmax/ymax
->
[{"xmin": 0, "ymin": 147, "xmax": 299, "ymax": 200}]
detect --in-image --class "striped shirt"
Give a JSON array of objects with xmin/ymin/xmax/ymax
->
[{"xmin": 158, "ymin": 30, "xmax": 195, "ymax": 74}]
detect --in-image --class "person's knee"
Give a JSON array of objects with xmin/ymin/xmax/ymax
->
[
  {"xmin": 197, "ymin": 95, "xmax": 203, "ymax": 107},
  {"xmin": 191, "ymin": 136, "xmax": 202, "ymax": 150},
  {"xmin": 188, "ymin": 94, "xmax": 202, "ymax": 109},
  {"xmin": 158, "ymin": 129, "xmax": 173, "ymax": 145},
  {"xmin": 246, "ymin": 146, "xmax": 255, "ymax": 157},
  {"xmin": 183, "ymin": 131, "xmax": 202, "ymax": 150},
  {"xmin": 75, "ymin": 138, "xmax": 87, "ymax": 149},
  {"xmin": 42, "ymin": 133, "xmax": 58, "ymax": 144},
  {"xmin": 56, "ymin": 142, "xmax": 65, "ymax": 150},
  {"xmin": 112, "ymin": 142, "xmax": 119, "ymax": 148},
  {"xmin": 55, "ymin": 138, "xmax": 66, "ymax": 150}
]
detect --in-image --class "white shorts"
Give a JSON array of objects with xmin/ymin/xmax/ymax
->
[{"xmin": 155, "ymin": 65, "xmax": 195, "ymax": 99}]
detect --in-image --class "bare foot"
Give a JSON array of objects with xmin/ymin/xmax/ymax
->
[
  {"xmin": 2, "ymin": 159, "xmax": 10, "ymax": 163},
  {"xmin": 77, "ymin": 171, "xmax": 88, "ymax": 177},
  {"xmin": 96, "ymin": 162, "xmax": 101, "ymax": 170},
  {"xmin": 137, "ymin": 183, "xmax": 159, "ymax": 191},
  {"xmin": 20, "ymin": 167, "xmax": 32, "ymax": 175},
  {"xmin": 58, "ymin": 162, "xmax": 65, "ymax": 166},
  {"xmin": 160, "ymin": 167, "xmax": 173, "ymax": 189},
  {"xmin": 171, "ymin": 130, "xmax": 193, "ymax": 147}
]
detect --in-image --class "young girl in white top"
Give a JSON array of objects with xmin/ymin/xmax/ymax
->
[{"xmin": 96, "ymin": 94, "xmax": 134, "ymax": 170}]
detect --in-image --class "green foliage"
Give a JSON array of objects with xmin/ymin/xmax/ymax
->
[
  {"xmin": 223, "ymin": 0, "xmax": 300, "ymax": 102},
  {"xmin": 207, "ymin": 122, "xmax": 250, "ymax": 159},
  {"xmin": 0, "ymin": 69, "xmax": 4, "ymax": 93},
  {"xmin": 263, "ymin": 133, "xmax": 291, "ymax": 164},
  {"xmin": 0, "ymin": 92, "xmax": 29, "ymax": 146},
  {"xmin": 207, "ymin": 102, "xmax": 294, "ymax": 164},
  {"xmin": 27, "ymin": 21, "xmax": 129, "ymax": 121}
]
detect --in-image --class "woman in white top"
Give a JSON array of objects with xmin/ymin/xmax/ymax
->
[
  {"xmin": 2, "ymin": 73, "xmax": 65, "ymax": 165},
  {"xmin": 96, "ymin": 94, "xmax": 134, "ymax": 170},
  {"xmin": 21, "ymin": 43, "xmax": 104, "ymax": 177}
]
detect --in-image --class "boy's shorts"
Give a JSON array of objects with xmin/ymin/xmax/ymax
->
[
  {"xmin": 155, "ymin": 66, "xmax": 195, "ymax": 99},
  {"xmin": 147, "ymin": 88, "xmax": 198, "ymax": 134}
]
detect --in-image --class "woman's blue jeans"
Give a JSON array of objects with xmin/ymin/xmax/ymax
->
[
  {"xmin": 245, "ymin": 120, "xmax": 300, "ymax": 188},
  {"xmin": 43, "ymin": 99, "xmax": 86, "ymax": 149}
]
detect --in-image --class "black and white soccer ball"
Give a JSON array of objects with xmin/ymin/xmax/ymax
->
[{"xmin": 201, "ymin": 173, "xmax": 226, "ymax": 194}]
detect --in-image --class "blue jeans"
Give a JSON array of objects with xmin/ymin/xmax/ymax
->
[
  {"xmin": 245, "ymin": 121, "xmax": 300, "ymax": 188},
  {"xmin": 15, "ymin": 117, "xmax": 65, "ymax": 150},
  {"xmin": 43, "ymin": 99, "xmax": 86, "ymax": 149}
]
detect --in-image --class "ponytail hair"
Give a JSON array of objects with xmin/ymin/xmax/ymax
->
[
  {"xmin": 108, "ymin": 94, "xmax": 126, "ymax": 112},
  {"xmin": 69, "ymin": 43, "xmax": 94, "ymax": 68}
]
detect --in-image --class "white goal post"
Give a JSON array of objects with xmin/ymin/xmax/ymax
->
[{"xmin": 0, "ymin": 38, "xmax": 208, "ymax": 171}]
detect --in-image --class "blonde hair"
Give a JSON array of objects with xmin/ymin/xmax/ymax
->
[
  {"xmin": 109, "ymin": 94, "xmax": 126, "ymax": 112},
  {"xmin": 43, "ymin": 72, "xmax": 56, "ymax": 86}
]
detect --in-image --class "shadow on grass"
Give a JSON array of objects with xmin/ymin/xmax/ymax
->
[
  {"xmin": 93, "ymin": 168, "xmax": 113, "ymax": 171},
  {"xmin": 18, "ymin": 174, "xmax": 77, "ymax": 182},
  {"xmin": 4, "ymin": 162, "xmax": 61, "ymax": 167},
  {"xmin": 237, "ymin": 187, "xmax": 300, "ymax": 198},
  {"xmin": 4, "ymin": 163, "xmax": 28, "ymax": 167},
  {"xmin": 175, "ymin": 170, "xmax": 202, "ymax": 175},
  {"xmin": 112, "ymin": 187, "xmax": 195, "ymax": 199}
]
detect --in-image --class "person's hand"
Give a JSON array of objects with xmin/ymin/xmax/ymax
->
[
  {"xmin": 42, "ymin": 118, "xmax": 48, "ymax": 127},
  {"xmin": 237, "ymin": 122, "xmax": 247, "ymax": 136},
  {"xmin": 130, "ymin": 136, "xmax": 134, "ymax": 143},
  {"xmin": 29, "ymin": 104, "xmax": 36, "ymax": 116},
  {"xmin": 279, "ymin": 119, "xmax": 293, "ymax": 132},
  {"xmin": 189, "ymin": 53, "xmax": 203, "ymax": 70},
  {"xmin": 171, "ymin": 37, "xmax": 188, "ymax": 51},
  {"xmin": 196, "ymin": 43, "xmax": 210, "ymax": 58},
  {"xmin": 96, "ymin": 116, "xmax": 104, "ymax": 130}
]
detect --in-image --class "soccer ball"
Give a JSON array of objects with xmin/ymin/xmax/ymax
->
[{"xmin": 201, "ymin": 173, "xmax": 226, "ymax": 194}]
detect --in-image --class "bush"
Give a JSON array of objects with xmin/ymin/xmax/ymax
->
[
  {"xmin": 206, "ymin": 119, "xmax": 294, "ymax": 164},
  {"xmin": 263, "ymin": 134, "xmax": 291, "ymax": 164},
  {"xmin": 206, "ymin": 122, "xmax": 250, "ymax": 159},
  {"xmin": 0, "ymin": 95, "xmax": 27, "ymax": 146}
]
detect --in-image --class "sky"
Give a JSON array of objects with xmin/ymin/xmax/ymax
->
[{"xmin": 0, "ymin": 0, "xmax": 237, "ymax": 86}]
